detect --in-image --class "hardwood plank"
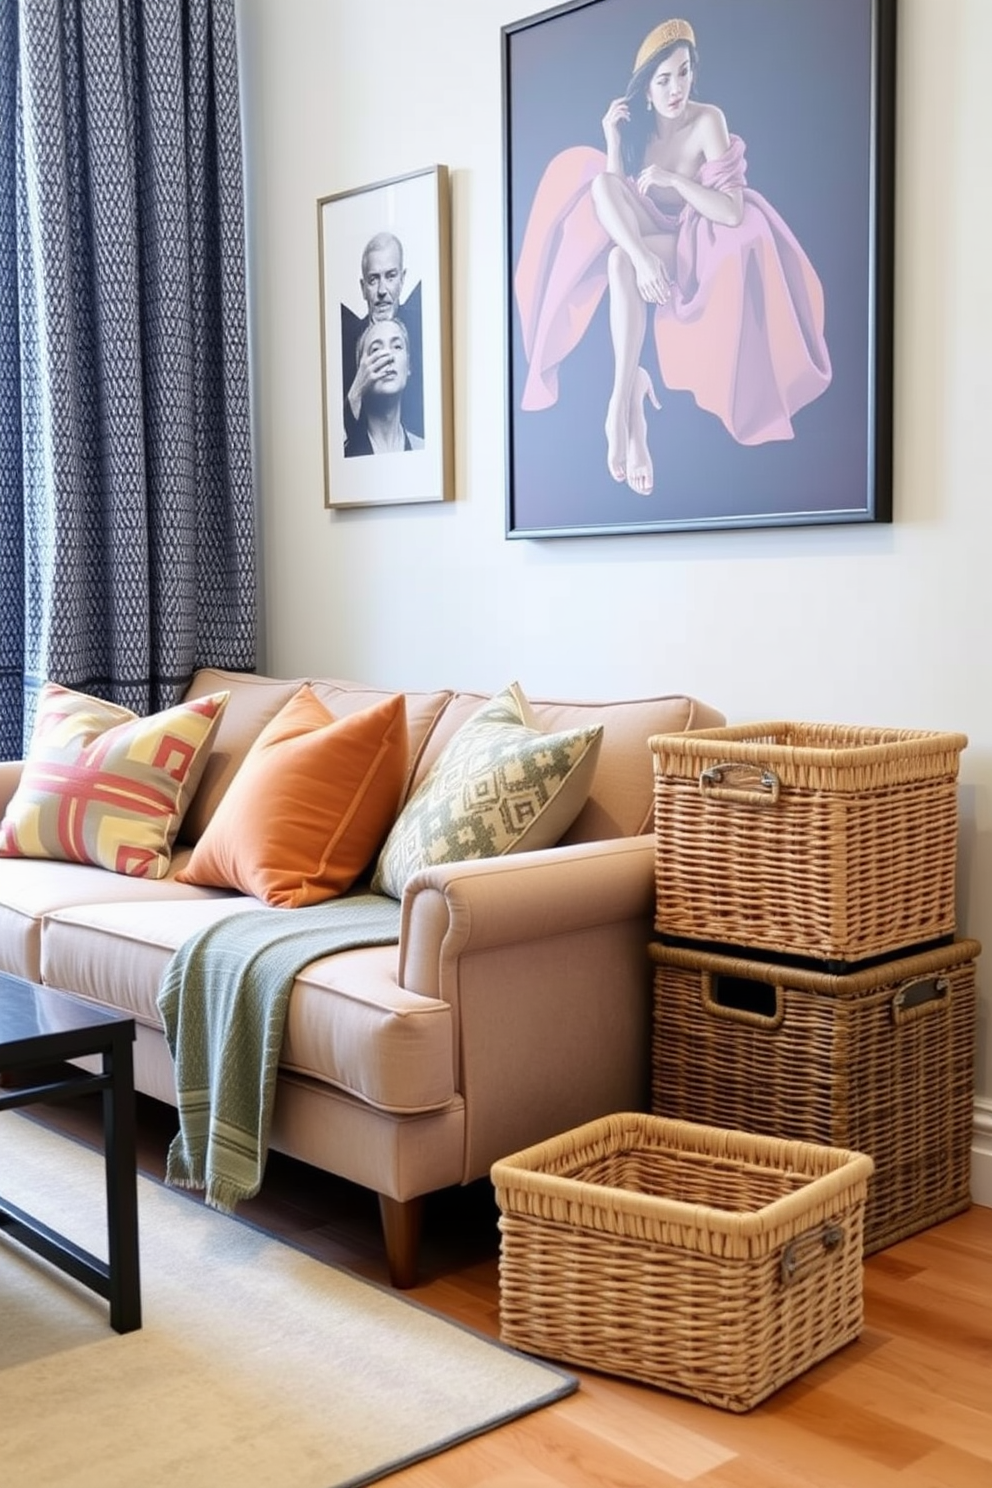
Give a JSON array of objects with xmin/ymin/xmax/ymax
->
[
  {"xmin": 821, "ymin": 1349, "xmax": 992, "ymax": 1464},
  {"xmin": 551, "ymin": 1388, "xmax": 738, "ymax": 1480},
  {"xmin": 905, "ymin": 1445, "xmax": 992, "ymax": 1488}
]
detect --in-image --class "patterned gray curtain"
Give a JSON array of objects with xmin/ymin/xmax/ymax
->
[{"xmin": 0, "ymin": 0, "xmax": 255, "ymax": 760}]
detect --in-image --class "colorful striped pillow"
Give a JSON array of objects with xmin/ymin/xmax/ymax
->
[{"xmin": 0, "ymin": 683, "xmax": 228, "ymax": 878}]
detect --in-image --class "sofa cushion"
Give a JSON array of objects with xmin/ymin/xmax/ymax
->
[
  {"xmin": 371, "ymin": 682, "xmax": 603, "ymax": 899},
  {"xmin": 307, "ymin": 678, "xmax": 452, "ymax": 804},
  {"xmin": 413, "ymin": 689, "xmax": 727, "ymax": 841},
  {"xmin": 179, "ymin": 670, "xmax": 453, "ymax": 843},
  {"xmin": 0, "ymin": 684, "xmax": 228, "ymax": 879},
  {"xmin": 177, "ymin": 686, "xmax": 408, "ymax": 908},
  {"xmin": 40, "ymin": 898, "xmax": 455, "ymax": 1113},
  {"xmin": 0, "ymin": 851, "xmax": 234, "ymax": 984},
  {"xmin": 179, "ymin": 669, "xmax": 307, "ymax": 844}
]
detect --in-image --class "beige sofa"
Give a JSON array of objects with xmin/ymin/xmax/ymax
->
[{"xmin": 0, "ymin": 668, "xmax": 724, "ymax": 1285}]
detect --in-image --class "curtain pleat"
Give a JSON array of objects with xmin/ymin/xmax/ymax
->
[
  {"xmin": 0, "ymin": 0, "xmax": 255, "ymax": 760},
  {"xmin": 0, "ymin": 5, "xmax": 26, "ymax": 748}
]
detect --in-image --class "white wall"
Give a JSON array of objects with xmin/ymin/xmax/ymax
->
[{"xmin": 235, "ymin": 0, "xmax": 992, "ymax": 1191}]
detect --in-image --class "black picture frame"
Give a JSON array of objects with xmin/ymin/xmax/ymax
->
[{"xmin": 502, "ymin": 0, "xmax": 896, "ymax": 537}]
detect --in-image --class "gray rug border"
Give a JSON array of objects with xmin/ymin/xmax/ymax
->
[
  {"xmin": 334, "ymin": 1370, "xmax": 578, "ymax": 1488},
  {"xmin": 10, "ymin": 1110, "xmax": 579, "ymax": 1487}
]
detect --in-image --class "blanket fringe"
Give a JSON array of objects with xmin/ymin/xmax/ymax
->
[
  {"xmin": 205, "ymin": 1178, "xmax": 261, "ymax": 1215},
  {"xmin": 164, "ymin": 1151, "xmax": 258, "ymax": 1216},
  {"xmin": 165, "ymin": 1137, "xmax": 204, "ymax": 1192}
]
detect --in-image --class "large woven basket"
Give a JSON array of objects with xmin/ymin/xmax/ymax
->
[
  {"xmin": 649, "ymin": 937, "xmax": 980, "ymax": 1253},
  {"xmin": 649, "ymin": 721, "xmax": 967, "ymax": 967},
  {"xmin": 491, "ymin": 1113, "xmax": 873, "ymax": 1412}
]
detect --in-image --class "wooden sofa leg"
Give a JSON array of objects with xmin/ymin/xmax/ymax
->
[{"xmin": 378, "ymin": 1194, "xmax": 424, "ymax": 1289}]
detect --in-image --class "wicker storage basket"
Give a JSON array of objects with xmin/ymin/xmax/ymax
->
[
  {"xmin": 649, "ymin": 721, "xmax": 967, "ymax": 967},
  {"xmin": 491, "ymin": 1113, "xmax": 873, "ymax": 1412},
  {"xmin": 649, "ymin": 938, "xmax": 980, "ymax": 1253}
]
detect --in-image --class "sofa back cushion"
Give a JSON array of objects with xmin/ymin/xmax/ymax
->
[
  {"xmin": 180, "ymin": 670, "xmax": 306, "ymax": 844},
  {"xmin": 308, "ymin": 679, "xmax": 451, "ymax": 799},
  {"xmin": 180, "ymin": 669, "xmax": 725, "ymax": 851},
  {"xmin": 413, "ymin": 690, "xmax": 726, "ymax": 842},
  {"xmin": 180, "ymin": 670, "xmax": 452, "ymax": 842}
]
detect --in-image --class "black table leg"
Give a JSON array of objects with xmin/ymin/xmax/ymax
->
[
  {"xmin": 0, "ymin": 976, "xmax": 142, "ymax": 1332},
  {"xmin": 102, "ymin": 1027, "xmax": 141, "ymax": 1333}
]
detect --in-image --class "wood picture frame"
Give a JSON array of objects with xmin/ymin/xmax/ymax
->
[
  {"xmin": 318, "ymin": 164, "xmax": 453, "ymax": 508},
  {"xmin": 502, "ymin": 1, "xmax": 896, "ymax": 537}
]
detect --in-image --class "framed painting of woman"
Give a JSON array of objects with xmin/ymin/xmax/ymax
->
[{"xmin": 502, "ymin": 0, "xmax": 896, "ymax": 537}]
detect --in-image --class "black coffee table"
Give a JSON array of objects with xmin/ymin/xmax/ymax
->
[{"xmin": 0, "ymin": 973, "xmax": 141, "ymax": 1332}]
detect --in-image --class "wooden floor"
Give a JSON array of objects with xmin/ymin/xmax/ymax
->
[{"xmin": 22, "ymin": 1083, "xmax": 992, "ymax": 1487}]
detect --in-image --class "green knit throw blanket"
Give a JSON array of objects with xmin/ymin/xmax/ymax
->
[{"xmin": 157, "ymin": 892, "xmax": 402, "ymax": 1213}]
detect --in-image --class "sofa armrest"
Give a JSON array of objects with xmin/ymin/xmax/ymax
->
[
  {"xmin": 397, "ymin": 836, "xmax": 656, "ymax": 1182},
  {"xmin": 398, "ymin": 835, "xmax": 655, "ymax": 989},
  {"xmin": 0, "ymin": 759, "xmax": 24, "ymax": 816}
]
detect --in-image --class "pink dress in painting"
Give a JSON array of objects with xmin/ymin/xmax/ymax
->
[{"xmin": 514, "ymin": 136, "xmax": 831, "ymax": 445}]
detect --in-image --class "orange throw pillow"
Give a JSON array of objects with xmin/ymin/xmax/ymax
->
[{"xmin": 177, "ymin": 685, "xmax": 408, "ymax": 907}]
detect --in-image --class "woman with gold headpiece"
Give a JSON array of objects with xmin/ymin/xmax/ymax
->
[{"xmin": 514, "ymin": 17, "xmax": 831, "ymax": 496}]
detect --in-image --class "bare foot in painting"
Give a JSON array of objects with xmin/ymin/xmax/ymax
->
[
  {"xmin": 631, "ymin": 247, "xmax": 669, "ymax": 305},
  {"xmin": 625, "ymin": 368, "xmax": 660, "ymax": 495}
]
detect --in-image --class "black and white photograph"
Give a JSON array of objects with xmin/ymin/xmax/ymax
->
[{"xmin": 318, "ymin": 165, "xmax": 453, "ymax": 507}]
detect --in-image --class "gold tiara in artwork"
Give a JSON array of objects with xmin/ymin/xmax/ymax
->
[{"xmin": 633, "ymin": 19, "xmax": 696, "ymax": 74}]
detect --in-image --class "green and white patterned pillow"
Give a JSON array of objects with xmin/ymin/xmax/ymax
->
[{"xmin": 371, "ymin": 683, "xmax": 603, "ymax": 899}]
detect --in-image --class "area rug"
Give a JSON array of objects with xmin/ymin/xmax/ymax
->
[{"xmin": 0, "ymin": 1113, "xmax": 576, "ymax": 1487}]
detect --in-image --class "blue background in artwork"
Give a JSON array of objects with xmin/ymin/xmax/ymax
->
[{"xmin": 505, "ymin": 0, "xmax": 880, "ymax": 533}]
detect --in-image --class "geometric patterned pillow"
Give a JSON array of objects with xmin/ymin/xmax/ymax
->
[
  {"xmin": 0, "ymin": 683, "xmax": 229, "ymax": 879},
  {"xmin": 371, "ymin": 682, "xmax": 602, "ymax": 899}
]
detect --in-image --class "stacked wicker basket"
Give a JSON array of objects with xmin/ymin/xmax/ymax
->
[
  {"xmin": 647, "ymin": 720, "xmax": 980, "ymax": 1254},
  {"xmin": 490, "ymin": 720, "xmax": 979, "ymax": 1411}
]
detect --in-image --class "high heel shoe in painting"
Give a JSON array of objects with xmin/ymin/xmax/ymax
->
[{"xmin": 604, "ymin": 391, "xmax": 628, "ymax": 483}]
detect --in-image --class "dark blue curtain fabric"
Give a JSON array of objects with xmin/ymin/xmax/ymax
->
[{"xmin": 0, "ymin": 0, "xmax": 255, "ymax": 759}]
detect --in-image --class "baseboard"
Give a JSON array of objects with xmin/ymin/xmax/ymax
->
[{"xmin": 972, "ymin": 1098, "xmax": 992, "ymax": 1209}]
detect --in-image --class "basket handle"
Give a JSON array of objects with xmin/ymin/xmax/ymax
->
[
  {"xmin": 891, "ymin": 974, "xmax": 950, "ymax": 1026},
  {"xmin": 780, "ymin": 1222, "xmax": 845, "ymax": 1286},
  {"xmin": 702, "ymin": 971, "xmax": 784, "ymax": 1029},
  {"xmin": 699, "ymin": 763, "xmax": 781, "ymax": 805}
]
